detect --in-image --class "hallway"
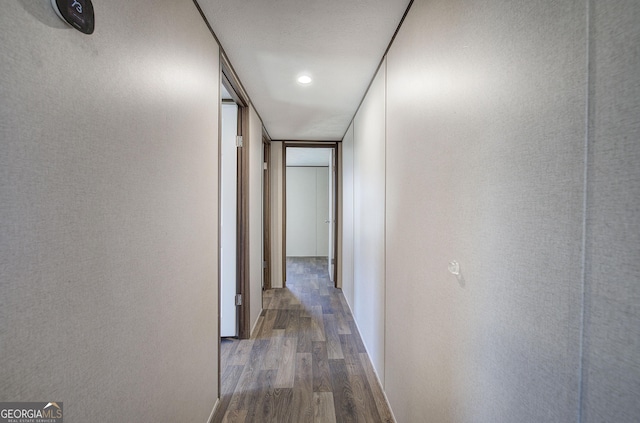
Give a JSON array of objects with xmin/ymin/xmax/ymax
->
[
  {"xmin": 213, "ymin": 258, "xmax": 393, "ymax": 422},
  {"xmin": 2, "ymin": 1, "xmax": 639, "ymax": 421}
]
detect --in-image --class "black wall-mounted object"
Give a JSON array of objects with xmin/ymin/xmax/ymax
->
[{"xmin": 51, "ymin": 0, "xmax": 94, "ymax": 34}]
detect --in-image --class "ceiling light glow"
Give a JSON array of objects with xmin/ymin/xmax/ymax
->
[{"xmin": 297, "ymin": 75, "xmax": 312, "ymax": 84}]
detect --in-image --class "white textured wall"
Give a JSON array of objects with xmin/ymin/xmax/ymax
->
[
  {"xmin": 385, "ymin": 1, "xmax": 586, "ymax": 421},
  {"xmin": 343, "ymin": 1, "xmax": 640, "ymax": 422},
  {"xmin": 353, "ymin": 63, "xmax": 387, "ymax": 383},
  {"xmin": 249, "ymin": 106, "xmax": 264, "ymax": 332},
  {"xmin": 0, "ymin": 1, "xmax": 220, "ymax": 421},
  {"xmin": 582, "ymin": 1, "xmax": 640, "ymax": 421},
  {"xmin": 340, "ymin": 125, "xmax": 355, "ymax": 304}
]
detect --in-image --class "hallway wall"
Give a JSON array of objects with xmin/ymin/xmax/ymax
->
[
  {"xmin": 581, "ymin": 2, "xmax": 640, "ymax": 421},
  {"xmin": 342, "ymin": 0, "xmax": 640, "ymax": 422},
  {"xmin": 0, "ymin": 1, "xmax": 220, "ymax": 421},
  {"xmin": 385, "ymin": 1, "xmax": 585, "ymax": 420},
  {"xmin": 249, "ymin": 105, "xmax": 265, "ymax": 331},
  {"xmin": 270, "ymin": 142, "xmax": 285, "ymax": 288},
  {"xmin": 352, "ymin": 62, "xmax": 387, "ymax": 384},
  {"xmin": 341, "ymin": 125, "xmax": 356, "ymax": 306}
]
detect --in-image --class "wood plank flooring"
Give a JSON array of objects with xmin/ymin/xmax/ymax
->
[{"xmin": 212, "ymin": 257, "xmax": 394, "ymax": 423}]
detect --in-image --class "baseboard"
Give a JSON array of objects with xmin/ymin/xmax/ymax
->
[
  {"xmin": 341, "ymin": 296, "xmax": 398, "ymax": 423},
  {"xmin": 206, "ymin": 398, "xmax": 220, "ymax": 423},
  {"xmin": 249, "ymin": 308, "xmax": 263, "ymax": 337}
]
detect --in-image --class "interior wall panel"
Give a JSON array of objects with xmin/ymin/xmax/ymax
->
[
  {"xmin": 0, "ymin": 1, "xmax": 220, "ymax": 421},
  {"xmin": 582, "ymin": 1, "xmax": 640, "ymax": 421},
  {"xmin": 249, "ymin": 105, "xmax": 264, "ymax": 332},
  {"xmin": 384, "ymin": 1, "xmax": 586, "ymax": 421},
  {"xmin": 341, "ymin": 124, "xmax": 356, "ymax": 307},
  {"xmin": 353, "ymin": 62, "xmax": 387, "ymax": 383},
  {"xmin": 270, "ymin": 142, "xmax": 284, "ymax": 288}
]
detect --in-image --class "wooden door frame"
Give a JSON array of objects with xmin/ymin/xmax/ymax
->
[
  {"xmin": 282, "ymin": 142, "xmax": 339, "ymax": 287},
  {"xmin": 220, "ymin": 54, "xmax": 251, "ymax": 341},
  {"xmin": 236, "ymin": 105, "xmax": 250, "ymax": 340},
  {"xmin": 262, "ymin": 134, "xmax": 271, "ymax": 291}
]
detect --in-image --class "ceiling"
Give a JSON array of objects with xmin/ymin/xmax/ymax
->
[{"xmin": 197, "ymin": 0, "xmax": 411, "ymax": 141}]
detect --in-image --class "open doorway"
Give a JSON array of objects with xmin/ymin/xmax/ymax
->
[
  {"xmin": 284, "ymin": 144, "xmax": 338, "ymax": 286},
  {"xmin": 220, "ymin": 85, "xmax": 239, "ymax": 338},
  {"xmin": 218, "ymin": 62, "xmax": 252, "ymax": 405},
  {"xmin": 217, "ymin": 56, "xmax": 261, "ymax": 410},
  {"xmin": 219, "ymin": 63, "xmax": 252, "ymax": 338}
]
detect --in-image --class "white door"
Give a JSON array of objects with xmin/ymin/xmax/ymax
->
[
  {"xmin": 286, "ymin": 167, "xmax": 317, "ymax": 256},
  {"xmin": 220, "ymin": 103, "xmax": 238, "ymax": 337},
  {"xmin": 315, "ymin": 167, "xmax": 330, "ymax": 257},
  {"xmin": 286, "ymin": 165, "xmax": 330, "ymax": 258}
]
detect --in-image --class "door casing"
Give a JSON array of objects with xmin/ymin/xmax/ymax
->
[{"xmin": 282, "ymin": 142, "xmax": 339, "ymax": 287}]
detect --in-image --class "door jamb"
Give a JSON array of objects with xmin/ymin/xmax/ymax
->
[
  {"xmin": 262, "ymin": 134, "xmax": 271, "ymax": 291},
  {"xmin": 220, "ymin": 54, "xmax": 251, "ymax": 341},
  {"xmin": 282, "ymin": 142, "xmax": 339, "ymax": 287}
]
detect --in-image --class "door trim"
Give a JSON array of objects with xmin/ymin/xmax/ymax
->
[
  {"xmin": 220, "ymin": 54, "xmax": 251, "ymax": 341},
  {"xmin": 236, "ymin": 103, "xmax": 250, "ymax": 340},
  {"xmin": 282, "ymin": 142, "xmax": 339, "ymax": 287},
  {"xmin": 262, "ymin": 134, "xmax": 271, "ymax": 291}
]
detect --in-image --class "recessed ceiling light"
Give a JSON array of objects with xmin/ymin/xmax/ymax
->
[{"xmin": 297, "ymin": 75, "xmax": 312, "ymax": 85}]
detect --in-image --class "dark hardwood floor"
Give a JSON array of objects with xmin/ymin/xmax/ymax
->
[{"xmin": 212, "ymin": 257, "xmax": 394, "ymax": 423}]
